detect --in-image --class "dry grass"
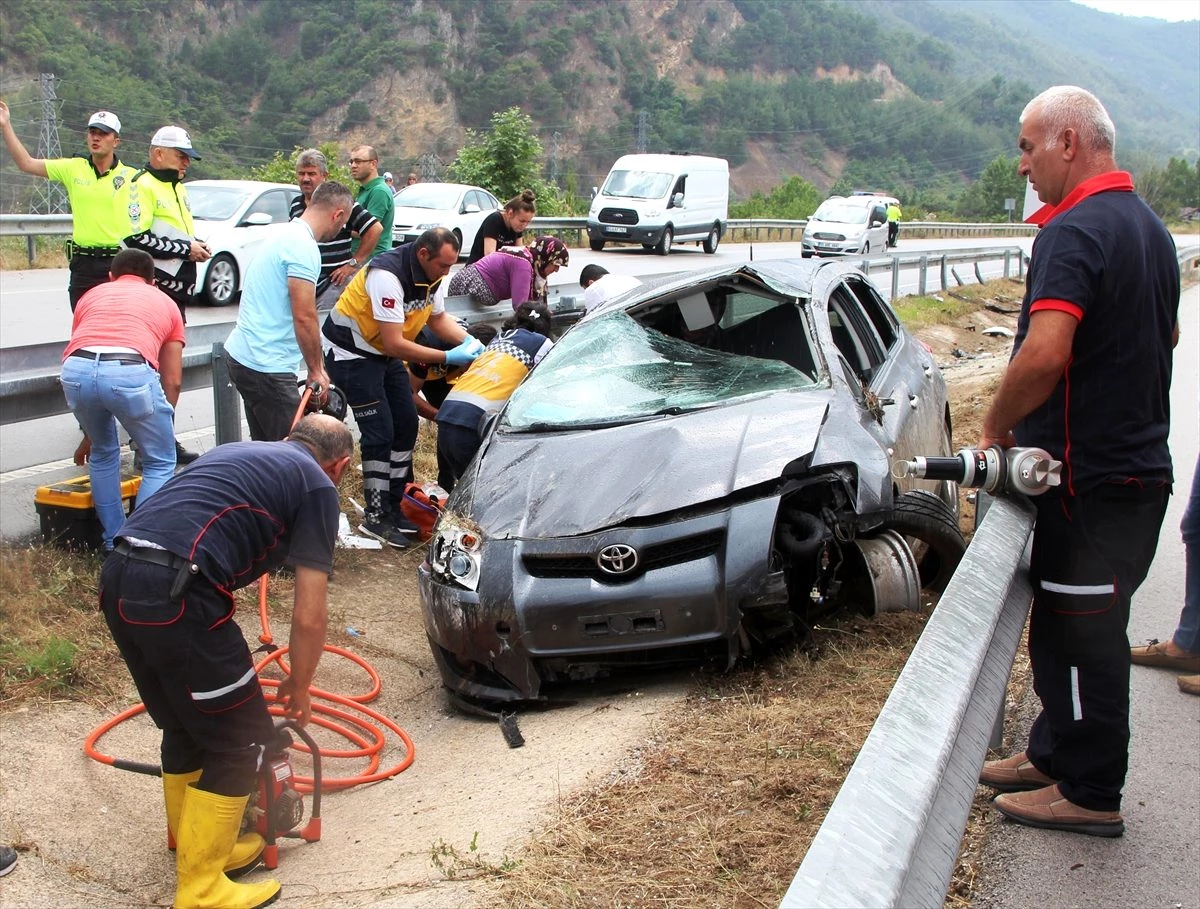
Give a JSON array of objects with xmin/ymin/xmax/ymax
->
[
  {"xmin": 490, "ymin": 612, "xmax": 930, "ymax": 909},
  {"xmin": 0, "ymin": 545, "xmax": 125, "ymax": 707},
  {"xmin": 0, "ymin": 235, "xmax": 68, "ymax": 271}
]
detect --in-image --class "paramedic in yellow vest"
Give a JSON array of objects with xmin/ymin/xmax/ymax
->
[
  {"xmin": 0, "ymin": 100, "xmax": 137, "ymax": 310},
  {"xmin": 886, "ymin": 200, "xmax": 901, "ymax": 248},
  {"xmin": 123, "ymin": 126, "xmax": 211, "ymax": 323},
  {"xmin": 321, "ymin": 227, "xmax": 483, "ymax": 548}
]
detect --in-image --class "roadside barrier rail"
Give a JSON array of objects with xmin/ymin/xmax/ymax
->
[
  {"xmin": 0, "ymin": 213, "xmax": 1037, "ymax": 264},
  {"xmin": 781, "ymin": 493, "xmax": 1036, "ymax": 908}
]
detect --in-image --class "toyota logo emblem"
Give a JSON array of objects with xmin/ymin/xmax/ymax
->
[{"xmin": 597, "ymin": 543, "xmax": 639, "ymax": 575}]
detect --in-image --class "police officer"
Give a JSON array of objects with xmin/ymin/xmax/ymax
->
[
  {"xmin": 0, "ymin": 100, "xmax": 137, "ymax": 310},
  {"xmin": 123, "ymin": 125, "xmax": 212, "ymax": 463},
  {"xmin": 100, "ymin": 414, "xmax": 352, "ymax": 909},
  {"xmin": 123, "ymin": 125, "xmax": 211, "ymax": 322}
]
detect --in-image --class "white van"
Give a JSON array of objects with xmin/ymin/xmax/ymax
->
[
  {"xmin": 801, "ymin": 194, "xmax": 891, "ymax": 258},
  {"xmin": 587, "ymin": 153, "xmax": 729, "ymax": 256}
]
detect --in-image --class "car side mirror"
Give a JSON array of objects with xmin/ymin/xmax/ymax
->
[
  {"xmin": 242, "ymin": 212, "xmax": 274, "ymax": 226},
  {"xmin": 591, "ymin": 186, "xmax": 599, "ymax": 199},
  {"xmin": 670, "ymin": 192, "xmax": 684, "ymax": 209},
  {"xmin": 462, "ymin": 204, "xmax": 480, "ymax": 214}
]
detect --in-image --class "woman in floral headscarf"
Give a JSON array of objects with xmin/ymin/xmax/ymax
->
[{"xmin": 446, "ymin": 235, "xmax": 569, "ymax": 309}]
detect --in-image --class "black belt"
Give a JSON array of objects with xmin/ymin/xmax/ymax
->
[
  {"xmin": 69, "ymin": 350, "xmax": 147, "ymax": 366},
  {"xmin": 114, "ymin": 540, "xmax": 202, "ymax": 601},
  {"xmin": 68, "ymin": 243, "xmax": 120, "ymax": 258},
  {"xmin": 114, "ymin": 539, "xmax": 190, "ymax": 569}
]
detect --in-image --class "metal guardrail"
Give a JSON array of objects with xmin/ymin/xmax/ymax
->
[
  {"xmin": 781, "ymin": 493, "xmax": 1036, "ymax": 908},
  {"xmin": 0, "ymin": 213, "xmax": 1037, "ymax": 264}
]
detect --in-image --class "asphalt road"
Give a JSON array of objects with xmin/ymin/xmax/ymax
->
[{"xmin": 975, "ymin": 284, "xmax": 1200, "ymax": 909}]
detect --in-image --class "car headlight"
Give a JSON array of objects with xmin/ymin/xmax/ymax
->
[{"xmin": 430, "ymin": 523, "xmax": 483, "ymax": 591}]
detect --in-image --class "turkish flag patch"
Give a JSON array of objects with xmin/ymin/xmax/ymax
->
[{"xmin": 381, "ymin": 297, "xmax": 396, "ymax": 309}]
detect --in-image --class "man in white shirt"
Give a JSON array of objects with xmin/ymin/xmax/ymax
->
[{"xmin": 580, "ymin": 264, "xmax": 642, "ymax": 312}]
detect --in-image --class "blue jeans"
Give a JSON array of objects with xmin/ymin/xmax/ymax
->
[
  {"xmin": 1176, "ymin": 454, "xmax": 1200, "ymax": 654},
  {"xmin": 60, "ymin": 356, "xmax": 176, "ymax": 549}
]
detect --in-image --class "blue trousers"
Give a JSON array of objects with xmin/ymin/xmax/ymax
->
[
  {"xmin": 60, "ymin": 355, "xmax": 176, "ymax": 548},
  {"xmin": 1175, "ymin": 454, "xmax": 1200, "ymax": 653},
  {"xmin": 326, "ymin": 353, "xmax": 416, "ymax": 524}
]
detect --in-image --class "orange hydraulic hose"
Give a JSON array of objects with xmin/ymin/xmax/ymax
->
[{"xmin": 85, "ymin": 383, "xmax": 416, "ymax": 790}]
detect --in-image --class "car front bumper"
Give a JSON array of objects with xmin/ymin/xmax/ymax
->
[{"xmin": 419, "ymin": 496, "xmax": 784, "ymax": 703}]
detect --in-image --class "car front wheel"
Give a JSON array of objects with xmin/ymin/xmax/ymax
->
[
  {"xmin": 204, "ymin": 254, "xmax": 238, "ymax": 306},
  {"xmin": 656, "ymin": 226, "xmax": 673, "ymax": 256},
  {"xmin": 702, "ymin": 224, "xmax": 720, "ymax": 254},
  {"xmin": 589, "ymin": 237, "xmax": 605, "ymax": 251}
]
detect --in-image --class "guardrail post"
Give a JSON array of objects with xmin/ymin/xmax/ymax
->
[
  {"xmin": 210, "ymin": 342, "xmax": 242, "ymax": 445},
  {"xmin": 918, "ymin": 255, "xmax": 928, "ymax": 296},
  {"xmin": 26, "ymin": 235, "xmax": 36, "ymax": 266},
  {"xmin": 1003, "ymin": 250, "xmax": 1012, "ymax": 279},
  {"xmin": 890, "ymin": 259, "xmax": 900, "ymax": 301},
  {"xmin": 939, "ymin": 255, "xmax": 948, "ymax": 291},
  {"xmin": 951, "ymin": 266, "xmax": 965, "ymax": 286},
  {"xmin": 975, "ymin": 262, "xmax": 986, "ymax": 284}
]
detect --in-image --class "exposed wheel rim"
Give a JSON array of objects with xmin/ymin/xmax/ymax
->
[{"xmin": 207, "ymin": 258, "xmax": 236, "ymax": 304}]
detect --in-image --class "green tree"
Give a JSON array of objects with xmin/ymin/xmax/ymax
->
[
  {"xmin": 730, "ymin": 175, "xmax": 821, "ymax": 220},
  {"xmin": 447, "ymin": 107, "xmax": 564, "ymax": 212},
  {"xmin": 955, "ymin": 155, "xmax": 1025, "ymax": 221},
  {"xmin": 248, "ymin": 143, "xmax": 355, "ymax": 194}
]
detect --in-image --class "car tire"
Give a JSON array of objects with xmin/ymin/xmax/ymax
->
[
  {"xmin": 702, "ymin": 224, "xmax": 720, "ymax": 254},
  {"xmin": 656, "ymin": 226, "xmax": 673, "ymax": 256},
  {"xmin": 589, "ymin": 237, "xmax": 605, "ymax": 252},
  {"xmin": 203, "ymin": 254, "xmax": 238, "ymax": 306},
  {"xmin": 879, "ymin": 489, "xmax": 965, "ymax": 592}
]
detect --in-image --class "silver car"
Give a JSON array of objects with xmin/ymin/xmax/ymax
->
[{"xmin": 419, "ymin": 259, "xmax": 963, "ymax": 707}]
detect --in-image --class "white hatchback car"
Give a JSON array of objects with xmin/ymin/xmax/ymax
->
[
  {"xmin": 186, "ymin": 179, "xmax": 301, "ymax": 305},
  {"xmin": 390, "ymin": 182, "xmax": 501, "ymax": 257},
  {"xmin": 801, "ymin": 195, "xmax": 890, "ymax": 258}
]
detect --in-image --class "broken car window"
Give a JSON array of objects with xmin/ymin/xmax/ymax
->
[{"xmin": 503, "ymin": 310, "xmax": 823, "ymax": 431}]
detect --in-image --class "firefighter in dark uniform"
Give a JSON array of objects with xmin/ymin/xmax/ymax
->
[
  {"xmin": 0, "ymin": 100, "xmax": 138, "ymax": 310},
  {"xmin": 99, "ymin": 414, "xmax": 352, "ymax": 909}
]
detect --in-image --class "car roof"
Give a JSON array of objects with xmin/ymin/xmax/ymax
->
[{"xmin": 184, "ymin": 179, "xmax": 297, "ymax": 192}]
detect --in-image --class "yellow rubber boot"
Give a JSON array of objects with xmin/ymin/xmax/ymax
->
[
  {"xmin": 163, "ymin": 771, "xmax": 266, "ymax": 877},
  {"xmin": 173, "ymin": 784, "xmax": 280, "ymax": 909}
]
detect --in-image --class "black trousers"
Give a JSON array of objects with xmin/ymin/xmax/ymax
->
[
  {"xmin": 68, "ymin": 256, "xmax": 114, "ymax": 311},
  {"xmin": 100, "ymin": 551, "xmax": 275, "ymax": 797},
  {"xmin": 1025, "ymin": 482, "xmax": 1170, "ymax": 811},
  {"xmin": 227, "ymin": 358, "xmax": 300, "ymax": 442}
]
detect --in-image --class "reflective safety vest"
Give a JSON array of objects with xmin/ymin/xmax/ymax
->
[{"xmin": 42, "ymin": 155, "xmax": 139, "ymax": 247}]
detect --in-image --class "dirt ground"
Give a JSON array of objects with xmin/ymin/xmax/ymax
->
[{"xmin": 0, "ymin": 285, "xmax": 1022, "ymax": 908}]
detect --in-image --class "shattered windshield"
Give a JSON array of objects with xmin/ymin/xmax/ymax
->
[{"xmin": 503, "ymin": 310, "xmax": 823, "ymax": 431}]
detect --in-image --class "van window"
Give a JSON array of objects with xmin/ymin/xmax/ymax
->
[{"xmin": 602, "ymin": 170, "xmax": 674, "ymax": 200}]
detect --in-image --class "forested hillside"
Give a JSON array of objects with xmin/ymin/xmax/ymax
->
[{"xmin": 0, "ymin": 0, "xmax": 1196, "ymax": 216}]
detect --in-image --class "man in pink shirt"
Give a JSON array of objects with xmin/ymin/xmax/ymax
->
[{"xmin": 61, "ymin": 249, "xmax": 186, "ymax": 550}]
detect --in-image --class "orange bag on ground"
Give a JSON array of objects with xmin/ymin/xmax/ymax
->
[{"xmin": 399, "ymin": 483, "xmax": 445, "ymax": 540}]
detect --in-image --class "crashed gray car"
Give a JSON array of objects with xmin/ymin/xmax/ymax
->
[{"xmin": 418, "ymin": 259, "xmax": 964, "ymax": 706}]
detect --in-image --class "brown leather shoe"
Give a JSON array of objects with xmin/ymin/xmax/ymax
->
[
  {"xmin": 1130, "ymin": 639, "xmax": 1200, "ymax": 672},
  {"xmin": 1179, "ymin": 674, "xmax": 1200, "ymax": 696},
  {"xmin": 979, "ymin": 751, "xmax": 1058, "ymax": 793},
  {"xmin": 993, "ymin": 784, "xmax": 1124, "ymax": 837}
]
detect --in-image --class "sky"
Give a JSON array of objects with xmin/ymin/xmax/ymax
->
[{"xmin": 1071, "ymin": 0, "xmax": 1199, "ymax": 21}]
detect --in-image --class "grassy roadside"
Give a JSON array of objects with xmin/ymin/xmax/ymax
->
[{"xmin": 0, "ymin": 235, "xmax": 68, "ymax": 271}]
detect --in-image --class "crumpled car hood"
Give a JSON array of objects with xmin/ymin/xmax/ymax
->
[{"xmin": 460, "ymin": 390, "xmax": 832, "ymax": 538}]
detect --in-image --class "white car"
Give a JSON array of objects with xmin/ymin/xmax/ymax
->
[
  {"xmin": 801, "ymin": 195, "xmax": 890, "ymax": 259},
  {"xmin": 186, "ymin": 179, "xmax": 301, "ymax": 305},
  {"xmin": 390, "ymin": 182, "xmax": 501, "ymax": 257}
]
